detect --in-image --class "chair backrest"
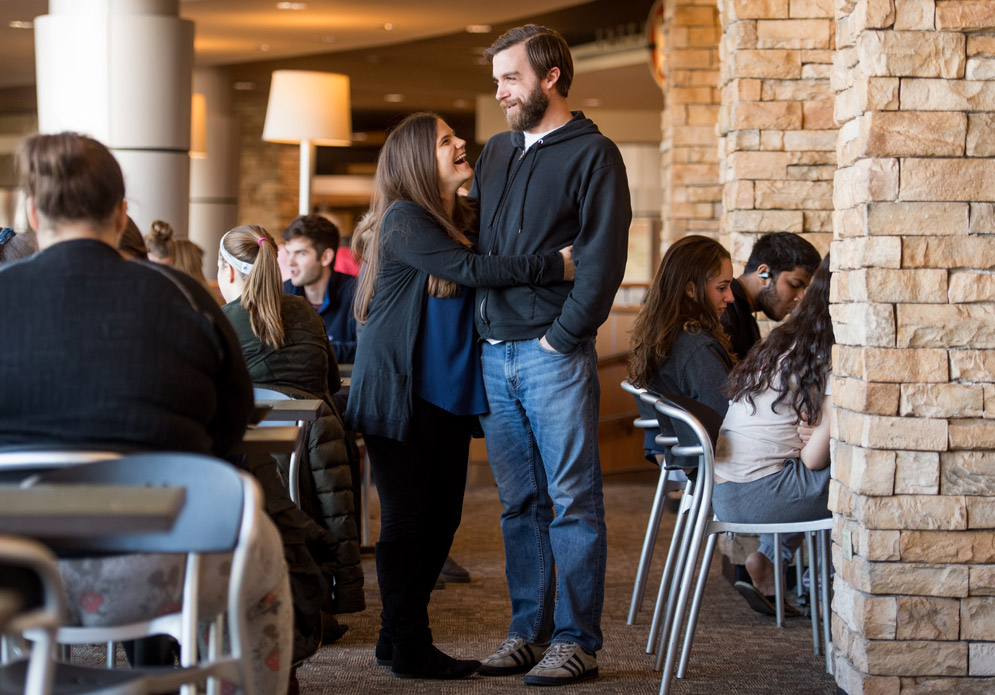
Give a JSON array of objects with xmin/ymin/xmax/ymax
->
[
  {"xmin": 647, "ymin": 393, "xmax": 721, "ymax": 472},
  {"xmin": 254, "ymin": 386, "xmax": 294, "ymax": 427},
  {"xmin": 25, "ymin": 453, "xmax": 244, "ymax": 555}
]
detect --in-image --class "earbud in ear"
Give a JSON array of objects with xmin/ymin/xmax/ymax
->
[{"xmin": 758, "ymin": 271, "xmax": 770, "ymax": 279}]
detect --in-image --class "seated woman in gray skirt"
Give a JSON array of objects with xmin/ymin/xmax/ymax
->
[{"xmin": 712, "ymin": 253, "xmax": 832, "ymax": 614}]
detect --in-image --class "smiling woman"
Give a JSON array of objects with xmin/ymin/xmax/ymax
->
[{"xmin": 343, "ymin": 112, "xmax": 573, "ymax": 680}]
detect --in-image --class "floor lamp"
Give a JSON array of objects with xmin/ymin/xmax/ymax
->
[{"xmin": 262, "ymin": 70, "xmax": 352, "ymax": 216}]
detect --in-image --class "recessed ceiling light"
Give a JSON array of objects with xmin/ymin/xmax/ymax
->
[
  {"xmin": 9, "ymin": 20, "xmax": 33, "ymax": 29},
  {"xmin": 321, "ymin": 35, "xmax": 335, "ymax": 43},
  {"xmin": 454, "ymin": 99, "xmax": 471, "ymax": 109},
  {"xmin": 352, "ymin": 132, "xmax": 369, "ymax": 142},
  {"xmin": 259, "ymin": 43, "xmax": 271, "ymax": 52},
  {"xmin": 384, "ymin": 94, "xmax": 404, "ymax": 103},
  {"xmin": 466, "ymin": 25, "xmax": 491, "ymax": 34},
  {"xmin": 276, "ymin": 2, "xmax": 307, "ymax": 9},
  {"xmin": 473, "ymin": 57, "xmax": 489, "ymax": 66},
  {"xmin": 583, "ymin": 98, "xmax": 603, "ymax": 107},
  {"xmin": 384, "ymin": 23, "xmax": 395, "ymax": 31}
]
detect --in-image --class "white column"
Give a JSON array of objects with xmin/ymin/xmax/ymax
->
[
  {"xmin": 34, "ymin": 0, "xmax": 194, "ymax": 236},
  {"xmin": 189, "ymin": 67, "xmax": 239, "ymax": 280}
]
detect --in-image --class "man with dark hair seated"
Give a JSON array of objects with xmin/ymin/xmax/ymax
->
[{"xmin": 722, "ymin": 231, "xmax": 822, "ymax": 360}]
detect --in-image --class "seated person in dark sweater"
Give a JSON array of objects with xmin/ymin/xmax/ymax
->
[
  {"xmin": 0, "ymin": 131, "xmax": 292, "ymax": 694},
  {"xmin": 281, "ymin": 214, "xmax": 358, "ymax": 364},
  {"xmin": 722, "ymin": 231, "xmax": 821, "ymax": 360},
  {"xmin": 629, "ymin": 235, "xmax": 736, "ymax": 465}
]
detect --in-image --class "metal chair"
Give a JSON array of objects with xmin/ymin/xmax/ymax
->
[
  {"xmin": 648, "ymin": 395, "xmax": 833, "ymax": 695},
  {"xmin": 10, "ymin": 453, "xmax": 264, "ymax": 695},
  {"xmin": 0, "ymin": 535, "xmax": 64, "ymax": 695},
  {"xmin": 620, "ymin": 380, "xmax": 680, "ymax": 625}
]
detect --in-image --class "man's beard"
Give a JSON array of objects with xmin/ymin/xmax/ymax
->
[
  {"xmin": 754, "ymin": 281, "xmax": 783, "ymax": 321},
  {"xmin": 504, "ymin": 82, "xmax": 549, "ymax": 132}
]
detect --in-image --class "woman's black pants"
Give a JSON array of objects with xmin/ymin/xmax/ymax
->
[{"xmin": 364, "ymin": 398, "xmax": 471, "ymax": 657}]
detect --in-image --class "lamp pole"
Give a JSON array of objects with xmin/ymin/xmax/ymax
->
[{"xmin": 299, "ymin": 139, "xmax": 315, "ymax": 216}]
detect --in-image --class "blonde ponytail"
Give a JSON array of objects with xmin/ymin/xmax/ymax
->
[{"xmin": 221, "ymin": 225, "xmax": 285, "ymax": 349}]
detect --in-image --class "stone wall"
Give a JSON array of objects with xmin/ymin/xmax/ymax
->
[
  {"xmin": 233, "ymin": 97, "xmax": 300, "ymax": 232},
  {"xmin": 661, "ymin": 0, "xmax": 724, "ymax": 246},
  {"xmin": 717, "ymin": 0, "xmax": 836, "ymax": 266},
  {"xmin": 829, "ymin": 0, "xmax": 995, "ymax": 691}
]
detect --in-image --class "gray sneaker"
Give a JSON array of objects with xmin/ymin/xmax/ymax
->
[
  {"xmin": 478, "ymin": 637, "xmax": 543, "ymax": 676},
  {"xmin": 523, "ymin": 642, "xmax": 598, "ymax": 686}
]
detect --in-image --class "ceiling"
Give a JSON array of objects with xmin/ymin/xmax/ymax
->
[{"xmin": 0, "ymin": 0, "xmax": 661, "ymax": 117}]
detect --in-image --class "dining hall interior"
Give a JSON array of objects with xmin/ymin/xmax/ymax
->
[{"xmin": 0, "ymin": 0, "xmax": 994, "ymax": 693}]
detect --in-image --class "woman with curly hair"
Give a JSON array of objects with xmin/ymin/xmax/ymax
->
[{"xmin": 713, "ymin": 254, "xmax": 833, "ymax": 612}]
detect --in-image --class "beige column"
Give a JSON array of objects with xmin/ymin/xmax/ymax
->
[
  {"xmin": 717, "ymin": 0, "xmax": 835, "ymax": 265},
  {"xmin": 831, "ymin": 0, "xmax": 995, "ymax": 691},
  {"xmin": 34, "ymin": 0, "xmax": 194, "ymax": 236},
  {"xmin": 661, "ymin": 0, "xmax": 723, "ymax": 248}
]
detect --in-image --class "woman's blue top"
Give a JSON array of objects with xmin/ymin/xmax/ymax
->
[{"xmin": 413, "ymin": 287, "xmax": 487, "ymax": 416}]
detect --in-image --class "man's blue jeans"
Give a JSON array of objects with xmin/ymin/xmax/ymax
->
[{"xmin": 480, "ymin": 337, "xmax": 607, "ymax": 653}]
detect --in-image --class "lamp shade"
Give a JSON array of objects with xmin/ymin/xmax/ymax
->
[{"xmin": 262, "ymin": 70, "xmax": 352, "ymax": 146}]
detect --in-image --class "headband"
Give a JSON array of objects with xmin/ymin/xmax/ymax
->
[
  {"xmin": 219, "ymin": 231, "xmax": 254, "ymax": 275},
  {"xmin": 0, "ymin": 228, "xmax": 14, "ymax": 246}
]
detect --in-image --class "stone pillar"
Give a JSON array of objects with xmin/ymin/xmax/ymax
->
[
  {"xmin": 660, "ymin": 0, "xmax": 723, "ymax": 247},
  {"xmin": 34, "ymin": 0, "xmax": 194, "ymax": 236},
  {"xmin": 831, "ymin": 0, "xmax": 995, "ymax": 691},
  {"xmin": 717, "ymin": 0, "xmax": 835, "ymax": 266},
  {"xmin": 190, "ymin": 67, "xmax": 239, "ymax": 280}
]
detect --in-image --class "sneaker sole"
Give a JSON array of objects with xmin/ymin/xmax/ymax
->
[
  {"xmin": 523, "ymin": 667, "xmax": 599, "ymax": 686},
  {"xmin": 375, "ymin": 657, "xmax": 391, "ymax": 667}
]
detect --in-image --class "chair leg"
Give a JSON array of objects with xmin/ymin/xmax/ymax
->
[
  {"xmin": 806, "ymin": 531, "xmax": 820, "ymax": 655},
  {"xmin": 207, "ymin": 614, "xmax": 224, "ymax": 695},
  {"xmin": 629, "ymin": 467, "xmax": 671, "ymax": 625},
  {"xmin": 106, "ymin": 641, "xmax": 115, "ymax": 667},
  {"xmin": 818, "ymin": 529, "xmax": 833, "ymax": 674},
  {"xmin": 795, "ymin": 546, "xmax": 804, "ymax": 608},
  {"xmin": 773, "ymin": 532, "xmax": 784, "ymax": 628},
  {"xmin": 658, "ymin": 502, "xmax": 710, "ymax": 694},
  {"xmin": 647, "ymin": 477, "xmax": 695, "ymax": 655},
  {"xmin": 676, "ymin": 531, "xmax": 717, "ymax": 679}
]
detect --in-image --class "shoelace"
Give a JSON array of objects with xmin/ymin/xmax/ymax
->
[
  {"xmin": 535, "ymin": 643, "xmax": 574, "ymax": 668},
  {"xmin": 495, "ymin": 638, "xmax": 525, "ymax": 656}
]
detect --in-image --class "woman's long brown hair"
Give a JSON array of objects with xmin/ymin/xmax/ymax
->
[
  {"xmin": 222, "ymin": 225, "xmax": 285, "ymax": 350},
  {"xmin": 352, "ymin": 112, "xmax": 478, "ymax": 323},
  {"xmin": 628, "ymin": 235, "xmax": 733, "ymax": 387}
]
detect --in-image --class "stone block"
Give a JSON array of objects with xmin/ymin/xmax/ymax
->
[
  {"xmin": 858, "ymin": 30, "xmax": 966, "ymax": 79},
  {"xmin": 895, "ymin": 596, "xmax": 961, "ymax": 640},
  {"xmin": 833, "ymin": 379, "xmax": 899, "ymax": 416},
  {"xmin": 671, "ymin": 163, "xmax": 719, "ymax": 185},
  {"xmin": 835, "ymin": 579, "xmax": 898, "ymax": 638},
  {"xmin": 895, "ymin": 0, "xmax": 936, "ymax": 30},
  {"xmin": 673, "ymin": 5, "xmax": 718, "ymax": 26},
  {"xmin": 673, "ymin": 124, "xmax": 717, "ymax": 146},
  {"xmin": 831, "ymin": 301, "xmax": 897, "ymax": 347},
  {"xmin": 941, "ymin": 452, "xmax": 995, "ymax": 496},
  {"xmin": 835, "ymin": 207, "xmax": 866, "ymax": 238},
  {"xmin": 862, "ymin": 637, "xmax": 967, "ymax": 676},
  {"xmin": 844, "ymin": 268, "xmax": 948, "ymax": 303},
  {"xmin": 724, "ymin": 180, "xmax": 756, "ymax": 210},
  {"xmin": 970, "ymin": 643, "xmax": 995, "ymax": 677},
  {"xmin": 789, "ymin": 164, "xmax": 836, "ymax": 180},
  {"xmin": 790, "ymin": 0, "xmax": 834, "ymax": 18},
  {"xmin": 755, "ymin": 179, "xmax": 832, "ymax": 209},
  {"xmin": 725, "ymin": 78, "xmax": 762, "ymax": 102},
  {"xmin": 784, "ymin": 129, "xmax": 837, "ymax": 150},
  {"xmin": 969, "ymin": 497, "xmax": 995, "ymax": 529},
  {"xmin": 832, "ymin": 236, "xmax": 902, "ymax": 270},
  {"xmin": 669, "ymin": 87, "xmax": 716, "ymax": 105},
  {"xmin": 899, "ymin": 677, "xmax": 995, "ymax": 694},
  {"xmin": 861, "ymin": 111, "xmax": 967, "ymax": 158},
  {"xmin": 966, "ymin": 57, "xmax": 995, "ymax": 81},
  {"xmin": 834, "ymin": 409, "xmax": 947, "ymax": 451},
  {"xmin": 904, "ymin": 237, "xmax": 995, "ymax": 271},
  {"xmin": 730, "ymin": 101, "xmax": 804, "ymax": 130},
  {"xmin": 801, "ymin": 63, "xmax": 832, "ymax": 79},
  {"xmin": 961, "ymin": 597, "xmax": 995, "ymax": 640},
  {"xmin": 901, "ymin": 79, "xmax": 995, "ymax": 111},
  {"xmin": 897, "ymin": 304, "xmax": 995, "ymax": 349},
  {"xmin": 865, "ymin": 201, "xmax": 969, "ymax": 237},
  {"xmin": 863, "ymin": 558, "xmax": 969, "ymax": 597},
  {"xmin": 731, "ymin": 50, "xmax": 803, "ymax": 79},
  {"xmin": 689, "ymin": 25, "xmax": 721, "ymax": 48},
  {"xmin": 726, "ymin": 151, "xmax": 788, "ymax": 179},
  {"xmin": 901, "ymin": 384, "xmax": 984, "ymax": 418},
  {"xmin": 803, "ymin": 99, "xmax": 835, "ymax": 129},
  {"xmin": 970, "ymin": 565, "xmax": 995, "ymax": 595},
  {"xmin": 761, "ymin": 78, "xmax": 833, "ymax": 101},
  {"xmin": 835, "ymin": 440, "xmax": 897, "ymax": 494},
  {"xmin": 949, "ymin": 418, "xmax": 995, "ymax": 449},
  {"xmin": 835, "ymin": 345, "xmax": 949, "ymax": 382},
  {"xmin": 950, "ymin": 272, "xmax": 995, "ymax": 305},
  {"xmin": 901, "ymin": 531, "xmax": 995, "ymax": 563},
  {"xmin": 970, "ymin": 202, "xmax": 995, "ymax": 234},
  {"xmin": 759, "ymin": 129, "xmax": 784, "ymax": 150},
  {"xmin": 902, "ymin": 158, "xmax": 995, "ymax": 202},
  {"xmin": 670, "ymin": 49, "xmax": 716, "ymax": 70},
  {"xmin": 895, "ymin": 450, "xmax": 940, "ymax": 495},
  {"xmin": 803, "ymin": 210, "xmax": 833, "ymax": 232},
  {"xmin": 728, "ymin": 209, "xmax": 804, "ymax": 232},
  {"xmin": 966, "ymin": 113, "xmax": 995, "ymax": 157},
  {"xmin": 936, "ymin": 0, "xmax": 995, "ymax": 32},
  {"xmin": 858, "ymin": 494, "xmax": 967, "ymax": 530},
  {"xmin": 727, "ymin": 129, "xmax": 761, "ymax": 151},
  {"xmin": 726, "ymin": 20, "xmax": 759, "ymax": 51},
  {"xmin": 803, "ymin": 49, "xmax": 834, "ymax": 64},
  {"xmin": 730, "ymin": 0, "xmax": 790, "ymax": 19},
  {"xmin": 968, "ymin": 35, "xmax": 995, "ymax": 57},
  {"xmin": 864, "ymin": 77, "xmax": 901, "ymax": 110},
  {"xmin": 950, "ymin": 350, "xmax": 995, "ymax": 382},
  {"xmin": 756, "ymin": 19, "xmax": 833, "ymax": 49},
  {"xmin": 834, "ymin": 158, "xmax": 899, "ymax": 209}
]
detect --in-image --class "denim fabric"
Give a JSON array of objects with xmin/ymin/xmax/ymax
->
[{"xmin": 480, "ymin": 338, "xmax": 606, "ymax": 653}]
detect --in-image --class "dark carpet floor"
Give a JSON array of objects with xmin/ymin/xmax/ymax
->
[{"xmin": 298, "ymin": 480, "xmax": 837, "ymax": 694}]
